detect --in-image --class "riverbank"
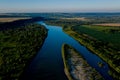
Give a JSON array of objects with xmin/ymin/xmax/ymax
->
[
  {"xmin": 63, "ymin": 27, "xmax": 119, "ymax": 80},
  {"xmin": 0, "ymin": 23, "xmax": 48, "ymax": 80},
  {"xmin": 62, "ymin": 44, "xmax": 104, "ymax": 80}
]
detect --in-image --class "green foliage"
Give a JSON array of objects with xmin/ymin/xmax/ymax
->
[
  {"xmin": 0, "ymin": 23, "xmax": 47, "ymax": 80},
  {"xmin": 63, "ymin": 25, "xmax": 120, "ymax": 80},
  {"xmin": 73, "ymin": 25, "xmax": 120, "ymax": 50}
]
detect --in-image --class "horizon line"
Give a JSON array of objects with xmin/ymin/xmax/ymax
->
[{"xmin": 1, "ymin": 11, "xmax": 120, "ymax": 14}]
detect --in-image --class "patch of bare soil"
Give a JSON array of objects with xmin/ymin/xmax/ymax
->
[
  {"xmin": 0, "ymin": 17, "xmax": 31, "ymax": 23},
  {"xmin": 93, "ymin": 23, "xmax": 120, "ymax": 27}
]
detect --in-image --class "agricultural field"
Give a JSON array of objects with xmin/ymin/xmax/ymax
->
[
  {"xmin": 72, "ymin": 25, "xmax": 120, "ymax": 50},
  {"xmin": 93, "ymin": 23, "xmax": 120, "ymax": 27},
  {"xmin": 0, "ymin": 17, "xmax": 31, "ymax": 23},
  {"xmin": 60, "ymin": 17, "xmax": 89, "ymax": 21}
]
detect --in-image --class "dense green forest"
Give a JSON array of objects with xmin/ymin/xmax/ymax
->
[{"xmin": 0, "ymin": 23, "xmax": 47, "ymax": 80}]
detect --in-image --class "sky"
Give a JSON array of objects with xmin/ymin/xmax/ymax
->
[{"xmin": 0, "ymin": 0, "xmax": 120, "ymax": 13}]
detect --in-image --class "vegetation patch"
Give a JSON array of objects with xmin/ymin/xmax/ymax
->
[
  {"xmin": 0, "ymin": 23, "xmax": 47, "ymax": 80},
  {"xmin": 72, "ymin": 25, "xmax": 120, "ymax": 49},
  {"xmin": 62, "ymin": 44, "xmax": 104, "ymax": 80},
  {"xmin": 63, "ymin": 26, "xmax": 120, "ymax": 80}
]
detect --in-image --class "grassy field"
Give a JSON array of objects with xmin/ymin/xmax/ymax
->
[
  {"xmin": 62, "ymin": 44, "xmax": 104, "ymax": 80},
  {"xmin": 0, "ymin": 18, "xmax": 31, "ymax": 23},
  {"xmin": 60, "ymin": 17, "xmax": 89, "ymax": 21},
  {"xmin": 93, "ymin": 23, "xmax": 120, "ymax": 27},
  {"xmin": 72, "ymin": 25, "xmax": 120, "ymax": 50},
  {"xmin": 0, "ymin": 23, "xmax": 47, "ymax": 80}
]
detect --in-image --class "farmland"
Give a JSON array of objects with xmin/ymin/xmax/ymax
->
[
  {"xmin": 93, "ymin": 23, "xmax": 120, "ymax": 27},
  {"xmin": 72, "ymin": 25, "xmax": 120, "ymax": 49},
  {"xmin": 0, "ymin": 18, "xmax": 31, "ymax": 23}
]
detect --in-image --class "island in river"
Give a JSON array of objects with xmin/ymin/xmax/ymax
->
[{"xmin": 62, "ymin": 44, "xmax": 104, "ymax": 80}]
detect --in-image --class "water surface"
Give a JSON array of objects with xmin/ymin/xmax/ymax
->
[{"xmin": 22, "ymin": 22, "xmax": 112, "ymax": 80}]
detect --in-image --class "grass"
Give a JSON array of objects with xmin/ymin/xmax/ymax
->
[{"xmin": 72, "ymin": 25, "xmax": 120, "ymax": 50}]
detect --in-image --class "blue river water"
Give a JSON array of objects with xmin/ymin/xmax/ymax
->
[{"xmin": 22, "ymin": 22, "xmax": 113, "ymax": 80}]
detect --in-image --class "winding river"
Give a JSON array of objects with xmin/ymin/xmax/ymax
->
[{"xmin": 22, "ymin": 22, "xmax": 113, "ymax": 80}]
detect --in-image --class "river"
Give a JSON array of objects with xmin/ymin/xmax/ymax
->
[{"xmin": 22, "ymin": 22, "xmax": 113, "ymax": 80}]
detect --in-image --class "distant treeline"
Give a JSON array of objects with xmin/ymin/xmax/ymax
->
[
  {"xmin": 0, "ymin": 17, "xmax": 44, "ymax": 31},
  {"xmin": 0, "ymin": 13, "xmax": 30, "ymax": 18}
]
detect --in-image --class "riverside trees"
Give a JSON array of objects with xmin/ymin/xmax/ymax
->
[{"xmin": 0, "ymin": 23, "xmax": 47, "ymax": 80}]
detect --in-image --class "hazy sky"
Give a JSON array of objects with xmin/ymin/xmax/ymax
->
[{"xmin": 0, "ymin": 0, "xmax": 120, "ymax": 13}]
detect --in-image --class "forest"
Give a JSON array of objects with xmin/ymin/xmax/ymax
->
[{"xmin": 0, "ymin": 23, "xmax": 47, "ymax": 80}]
